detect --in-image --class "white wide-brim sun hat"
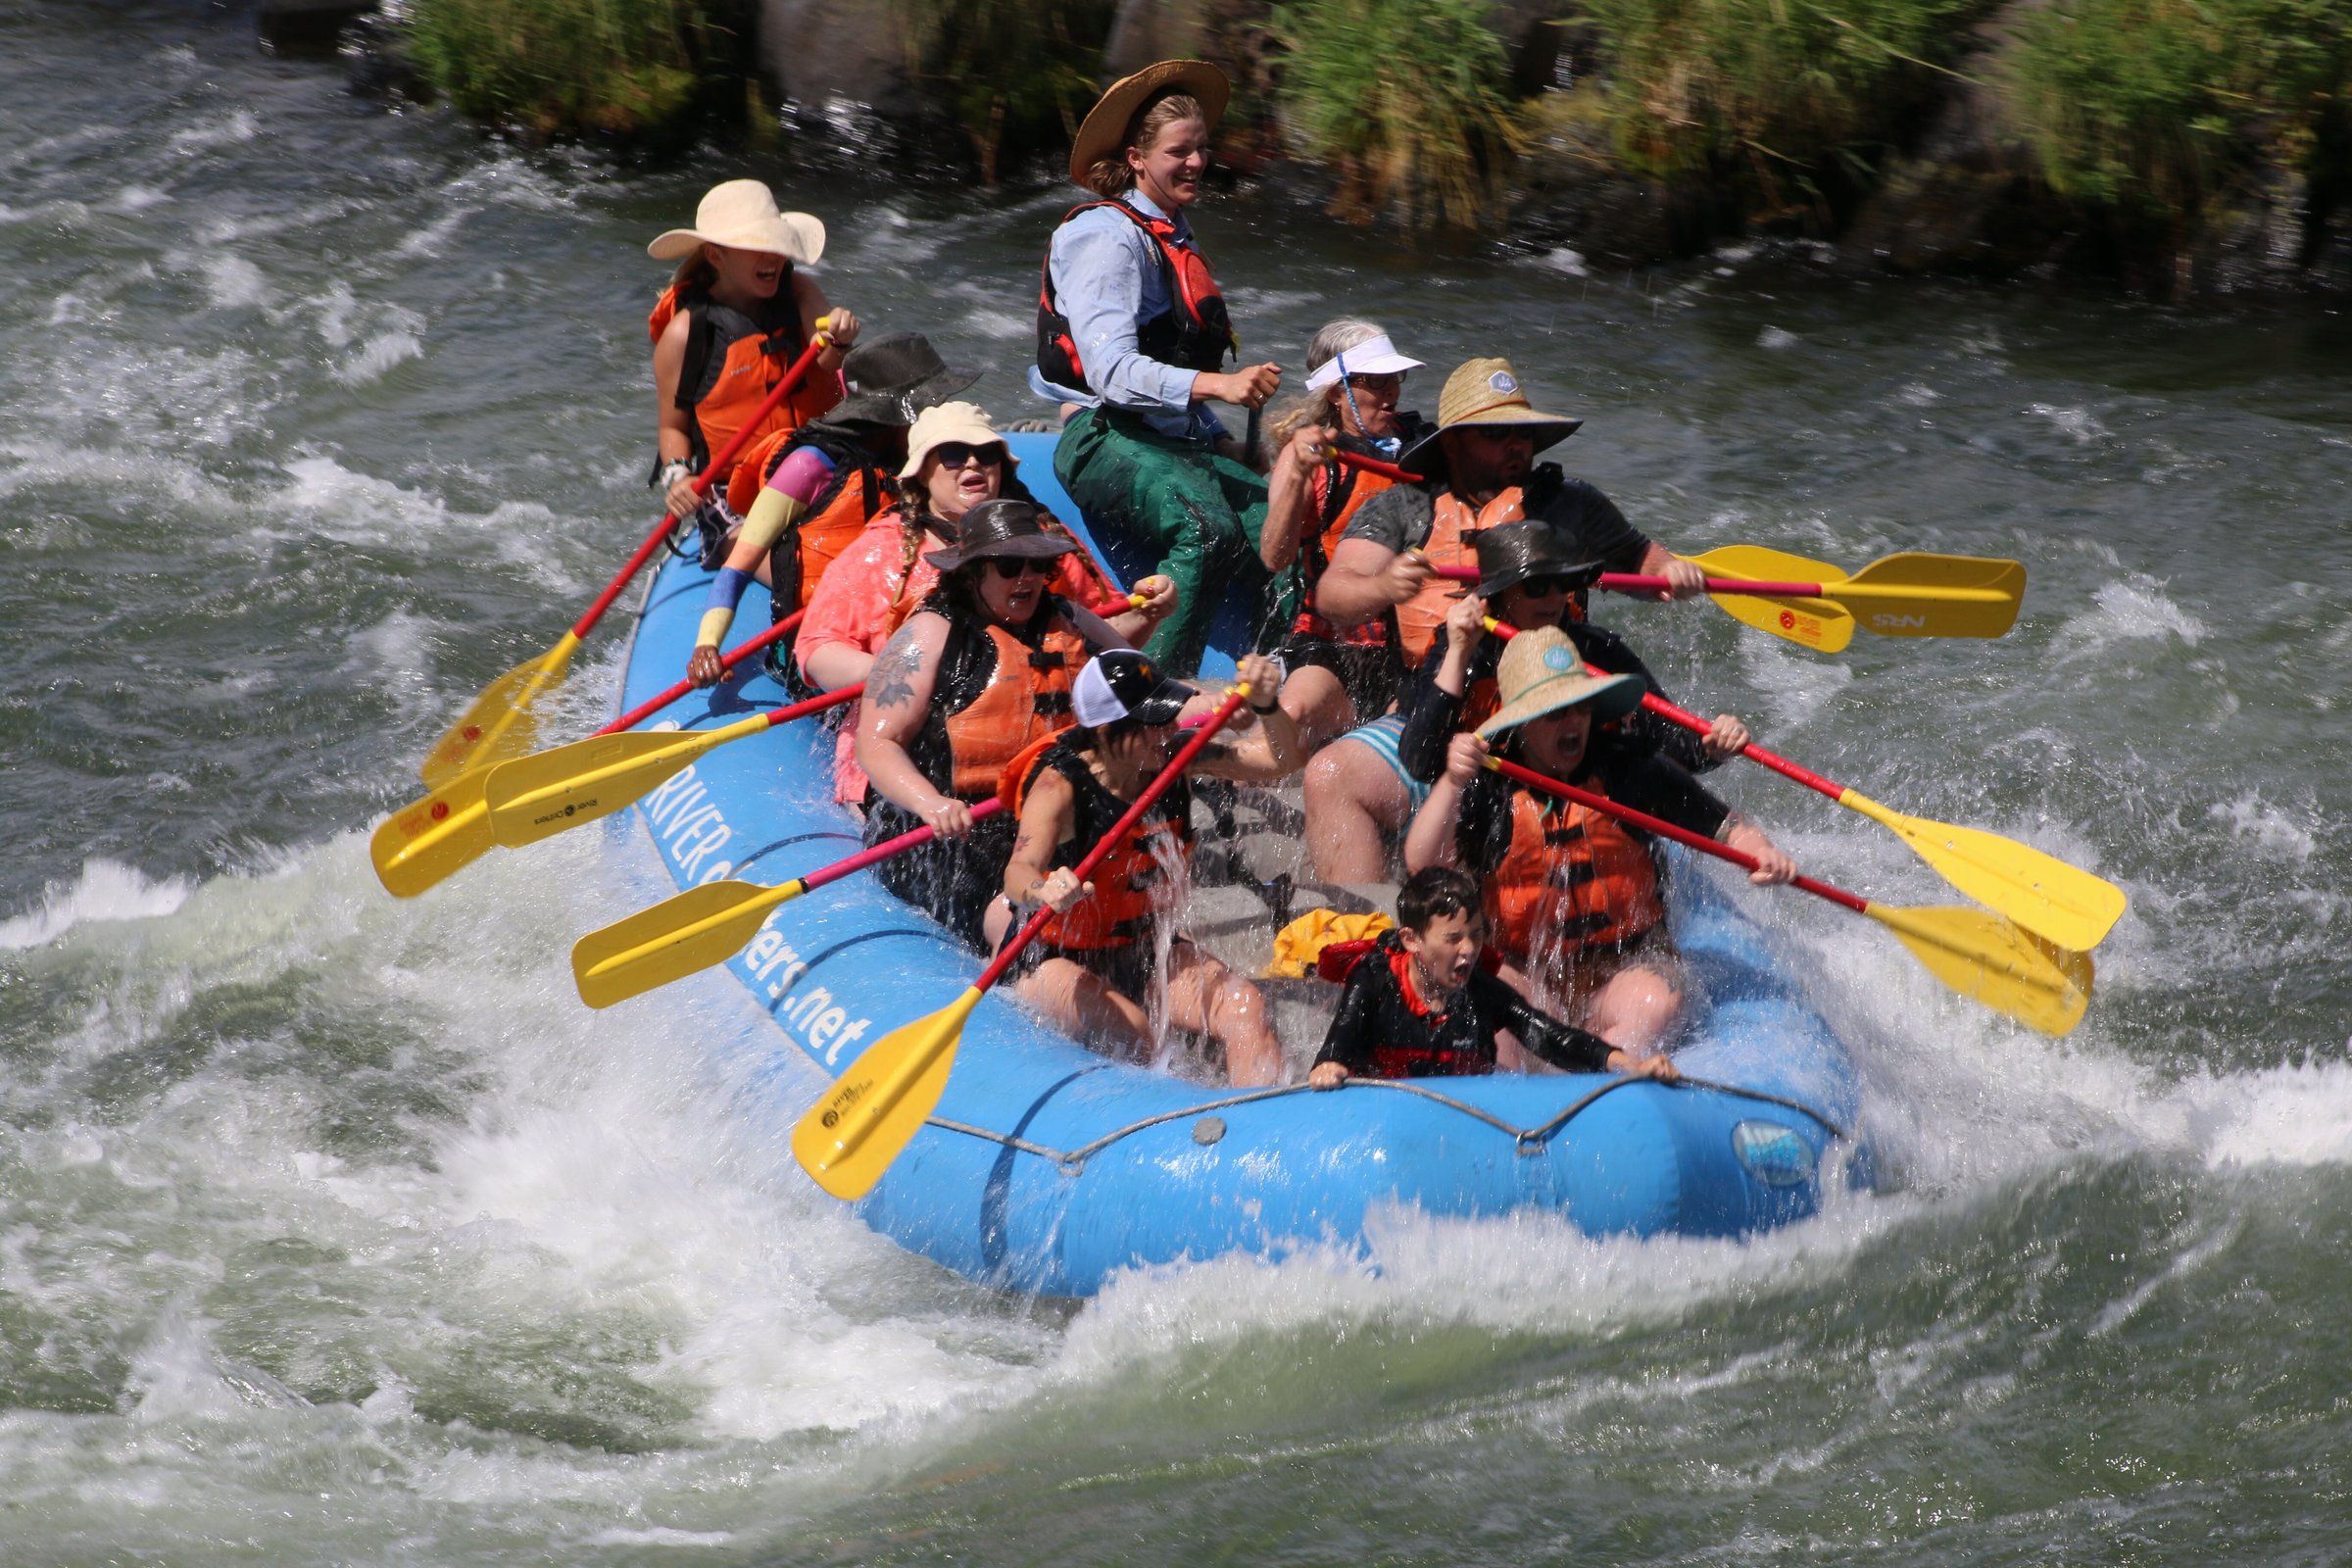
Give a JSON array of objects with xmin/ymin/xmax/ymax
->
[{"xmin": 647, "ymin": 179, "xmax": 826, "ymax": 265}]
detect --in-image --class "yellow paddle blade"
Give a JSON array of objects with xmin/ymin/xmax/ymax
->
[
  {"xmin": 1834, "ymin": 554, "xmax": 2027, "ymax": 639},
  {"xmin": 1866, "ymin": 903, "xmax": 2093, "ymax": 1035},
  {"xmin": 1679, "ymin": 548, "xmax": 1853, "ymax": 654},
  {"xmin": 572, "ymin": 877, "xmax": 806, "ymax": 1008},
  {"xmin": 794, "ymin": 987, "xmax": 982, "ymax": 1200},
  {"xmin": 1841, "ymin": 791, "xmax": 2127, "ymax": 952},
  {"xmin": 419, "ymin": 633, "xmax": 578, "ymax": 789},
  {"xmin": 1684, "ymin": 544, "xmax": 1847, "ymax": 582},
  {"xmin": 482, "ymin": 713, "xmax": 764, "ymax": 849},
  {"xmin": 369, "ymin": 768, "xmax": 494, "ymax": 899}
]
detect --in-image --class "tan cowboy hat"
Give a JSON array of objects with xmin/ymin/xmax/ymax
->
[
  {"xmin": 1067, "ymin": 59, "xmax": 1231, "ymax": 186},
  {"xmin": 647, "ymin": 179, "xmax": 826, "ymax": 264},
  {"xmin": 1399, "ymin": 357, "xmax": 1583, "ymax": 474},
  {"xmin": 899, "ymin": 402, "xmax": 1009, "ymax": 479},
  {"xmin": 1476, "ymin": 625, "xmax": 1644, "ymax": 740}
]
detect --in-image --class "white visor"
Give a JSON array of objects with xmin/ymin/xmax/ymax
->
[{"xmin": 1304, "ymin": 333, "xmax": 1425, "ymax": 392}]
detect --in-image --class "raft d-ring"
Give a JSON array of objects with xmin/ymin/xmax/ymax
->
[
  {"xmin": 1056, "ymin": 1155, "xmax": 1087, "ymax": 1178},
  {"xmin": 1515, "ymin": 1132, "xmax": 1548, "ymax": 1157}
]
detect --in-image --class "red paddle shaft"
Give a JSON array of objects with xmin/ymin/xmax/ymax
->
[
  {"xmin": 799, "ymin": 799, "xmax": 1005, "ymax": 893},
  {"xmin": 1330, "ymin": 449, "xmax": 1426, "ymax": 484},
  {"xmin": 1431, "ymin": 562, "xmax": 1829, "ymax": 597},
  {"xmin": 571, "ymin": 333, "xmax": 835, "ymax": 643},
  {"xmin": 1489, "ymin": 756, "xmax": 1865, "ymax": 914},
  {"xmin": 972, "ymin": 691, "xmax": 1250, "ymax": 993}
]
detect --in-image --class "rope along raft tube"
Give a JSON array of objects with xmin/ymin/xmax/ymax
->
[{"xmin": 603, "ymin": 431, "xmax": 1874, "ymax": 1297}]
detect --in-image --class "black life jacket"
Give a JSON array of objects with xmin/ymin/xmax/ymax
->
[{"xmin": 1036, "ymin": 200, "xmax": 1235, "ymax": 393}]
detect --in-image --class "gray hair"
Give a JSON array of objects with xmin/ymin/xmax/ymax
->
[{"xmin": 1265, "ymin": 318, "xmax": 1394, "ymax": 449}]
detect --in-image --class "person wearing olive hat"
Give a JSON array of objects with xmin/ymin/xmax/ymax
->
[
  {"xmin": 1031, "ymin": 59, "xmax": 1285, "ymax": 677},
  {"xmin": 854, "ymin": 501, "xmax": 1147, "ymax": 951},
  {"xmin": 1390, "ymin": 520, "xmax": 1757, "ymax": 787},
  {"xmin": 1403, "ymin": 625, "xmax": 1796, "ymax": 1056},
  {"xmin": 687, "ymin": 332, "xmax": 981, "ymax": 692},
  {"xmin": 1310, "ymin": 356, "xmax": 1711, "ymax": 678},
  {"xmin": 994, "ymin": 647, "xmax": 1300, "ymax": 1088},
  {"xmin": 795, "ymin": 402, "xmax": 1176, "ymax": 806},
  {"xmin": 649, "ymin": 179, "xmax": 860, "ymax": 522}
]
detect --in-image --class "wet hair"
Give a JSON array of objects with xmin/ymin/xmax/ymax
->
[
  {"xmin": 1085, "ymin": 92, "xmax": 1208, "ymax": 198},
  {"xmin": 1263, "ymin": 318, "xmax": 1390, "ymax": 449},
  {"xmin": 1397, "ymin": 866, "xmax": 1483, "ymax": 933},
  {"xmin": 1067, "ymin": 716, "xmax": 1152, "ymax": 754}
]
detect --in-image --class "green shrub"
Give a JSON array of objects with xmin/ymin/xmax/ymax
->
[
  {"xmin": 1580, "ymin": 0, "xmax": 1974, "ymax": 213},
  {"xmin": 2007, "ymin": 0, "xmax": 2352, "ymax": 218},
  {"xmin": 1269, "ymin": 0, "xmax": 1526, "ymax": 227},
  {"xmin": 896, "ymin": 0, "xmax": 1117, "ymax": 183},
  {"xmin": 406, "ymin": 0, "xmax": 717, "ymax": 138}
]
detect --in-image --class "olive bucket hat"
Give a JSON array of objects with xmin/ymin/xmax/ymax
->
[
  {"xmin": 922, "ymin": 499, "xmax": 1080, "ymax": 572},
  {"xmin": 830, "ymin": 332, "xmax": 979, "ymax": 428}
]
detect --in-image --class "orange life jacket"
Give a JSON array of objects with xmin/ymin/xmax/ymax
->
[
  {"xmin": 1036, "ymin": 200, "xmax": 1235, "ymax": 391},
  {"xmin": 1004, "ymin": 734, "xmax": 1196, "ymax": 952},
  {"xmin": 650, "ymin": 281, "xmax": 840, "ymax": 486},
  {"xmin": 1290, "ymin": 455, "xmax": 1399, "ymax": 647},
  {"xmin": 928, "ymin": 604, "xmax": 1088, "ymax": 800},
  {"xmin": 1483, "ymin": 778, "xmax": 1666, "ymax": 963},
  {"xmin": 1396, "ymin": 487, "xmax": 1527, "ymax": 667},
  {"xmin": 728, "ymin": 424, "xmax": 899, "ymax": 614}
]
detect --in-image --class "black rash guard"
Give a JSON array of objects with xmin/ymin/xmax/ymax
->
[{"xmin": 1313, "ymin": 930, "xmax": 1615, "ymax": 1079}]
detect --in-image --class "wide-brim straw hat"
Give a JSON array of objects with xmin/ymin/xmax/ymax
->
[
  {"xmin": 923, "ymin": 499, "xmax": 1080, "ymax": 572},
  {"xmin": 1476, "ymin": 624, "xmax": 1644, "ymax": 740},
  {"xmin": 899, "ymin": 401, "xmax": 1012, "ymax": 480},
  {"xmin": 1400, "ymin": 357, "xmax": 1584, "ymax": 476},
  {"xmin": 1067, "ymin": 59, "xmax": 1231, "ymax": 186},
  {"xmin": 647, "ymin": 179, "xmax": 826, "ymax": 264}
]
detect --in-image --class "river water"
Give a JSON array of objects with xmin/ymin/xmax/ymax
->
[{"xmin": 5, "ymin": 4, "xmax": 2351, "ymax": 1562}]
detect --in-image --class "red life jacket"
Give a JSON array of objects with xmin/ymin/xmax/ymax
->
[
  {"xmin": 1005, "ymin": 734, "xmax": 1196, "ymax": 952},
  {"xmin": 1396, "ymin": 487, "xmax": 1527, "ymax": 667},
  {"xmin": 1036, "ymin": 200, "xmax": 1235, "ymax": 392},
  {"xmin": 650, "ymin": 281, "xmax": 840, "ymax": 488},
  {"xmin": 1484, "ymin": 778, "xmax": 1666, "ymax": 963}
]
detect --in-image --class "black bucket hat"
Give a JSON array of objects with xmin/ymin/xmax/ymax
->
[
  {"xmin": 830, "ymin": 332, "xmax": 979, "ymax": 427},
  {"xmin": 1470, "ymin": 521, "xmax": 1605, "ymax": 601},
  {"xmin": 922, "ymin": 499, "xmax": 1080, "ymax": 572}
]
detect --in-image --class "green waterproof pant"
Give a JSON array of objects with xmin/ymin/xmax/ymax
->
[{"xmin": 1054, "ymin": 408, "xmax": 1283, "ymax": 676}]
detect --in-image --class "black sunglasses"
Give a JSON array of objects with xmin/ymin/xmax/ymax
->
[
  {"xmin": 987, "ymin": 558, "xmax": 1056, "ymax": 580},
  {"xmin": 932, "ymin": 441, "xmax": 1004, "ymax": 469},
  {"xmin": 1515, "ymin": 574, "xmax": 1580, "ymax": 597}
]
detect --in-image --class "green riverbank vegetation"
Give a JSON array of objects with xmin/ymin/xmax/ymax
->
[{"xmin": 395, "ymin": 0, "xmax": 2352, "ymax": 285}]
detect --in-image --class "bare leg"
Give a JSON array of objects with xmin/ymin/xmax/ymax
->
[
  {"xmin": 1581, "ymin": 963, "xmax": 1685, "ymax": 1056},
  {"xmin": 1011, "ymin": 957, "xmax": 1152, "ymax": 1058},
  {"xmin": 1304, "ymin": 738, "xmax": 1411, "ymax": 883},
  {"xmin": 1162, "ymin": 940, "xmax": 1283, "ymax": 1087},
  {"xmin": 1278, "ymin": 663, "xmax": 1357, "ymax": 756}
]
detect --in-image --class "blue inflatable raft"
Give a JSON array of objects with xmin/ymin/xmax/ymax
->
[{"xmin": 608, "ymin": 434, "xmax": 1871, "ymax": 1297}]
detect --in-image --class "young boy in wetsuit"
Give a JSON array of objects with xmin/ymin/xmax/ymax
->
[{"xmin": 1306, "ymin": 867, "xmax": 1684, "ymax": 1087}]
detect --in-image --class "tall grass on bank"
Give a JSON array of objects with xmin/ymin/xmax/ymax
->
[
  {"xmin": 1583, "ymin": 0, "xmax": 1974, "ymax": 219},
  {"xmin": 406, "ymin": 0, "xmax": 718, "ymax": 138},
  {"xmin": 2007, "ymin": 0, "xmax": 2352, "ymax": 224},
  {"xmin": 896, "ymin": 0, "xmax": 1116, "ymax": 183},
  {"xmin": 1269, "ymin": 0, "xmax": 1525, "ymax": 227}
]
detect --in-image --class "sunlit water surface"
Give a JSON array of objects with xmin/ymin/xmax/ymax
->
[{"xmin": 4, "ymin": 4, "xmax": 2350, "ymax": 1562}]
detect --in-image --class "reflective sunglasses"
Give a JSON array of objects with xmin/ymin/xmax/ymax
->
[
  {"xmin": 932, "ymin": 441, "xmax": 1004, "ymax": 469},
  {"xmin": 987, "ymin": 558, "xmax": 1057, "ymax": 580},
  {"xmin": 1345, "ymin": 371, "xmax": 1405, "ymax": 395}
]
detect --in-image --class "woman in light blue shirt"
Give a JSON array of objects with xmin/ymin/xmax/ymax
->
[{"xmin": 1033, "ymin": 59, "xmax": 1284, "ymax": 676}]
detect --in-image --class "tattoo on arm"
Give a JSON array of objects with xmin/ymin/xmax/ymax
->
[{"xmin": 868, "ymin": 629, "xmax": 926, "ymax": 710}]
